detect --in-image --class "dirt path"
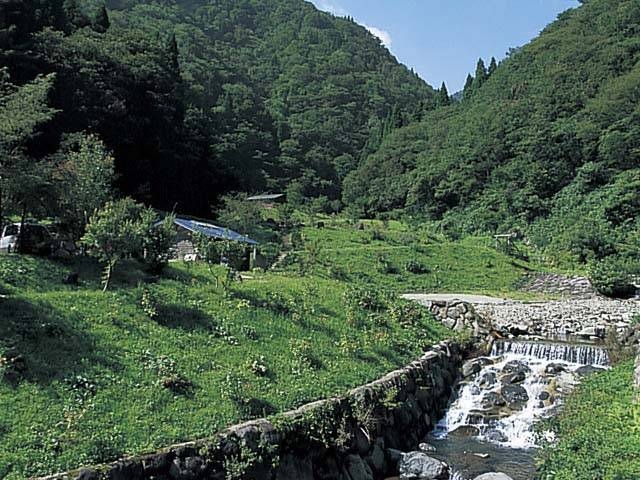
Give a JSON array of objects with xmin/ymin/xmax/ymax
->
[{"xmin": 402, "ymin": 293, "xmax": 511, "ymax": 305}]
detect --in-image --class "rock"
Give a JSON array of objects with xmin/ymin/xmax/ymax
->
[
  {"xmin": 75, "ymin": 469, "xmax": 99, "ymax": 480},
  {"xmin": 484, "ymin": 430, "xmax": 508, "ymax": 443},
  {"xmin": 354, "ymin": 426, "xmax": 371, "ymax": 456},
  {"xmin": 481, "ymin": 392, "xmax": 506, "ymax": 409},
  {"xmin": 418, "ymin": 442, "xmax": 437, "ymax": 453},
  {"xmin": 500, "ymin": 371, "xmax": 526, "ymax": 384},
  {"xmin": 473, "ymin": 453, "xmax": 490, "ymax": 459},
  {"xmin": 577, "ymin": 326, "xmax": 597, "ymax": 337},
  {"xmin": 169, "ymin": 457, "xmax": 206, "ymax": 480},
  {"xmin": 473, "ymin": 473, "xmax": 514, "ymax": 480},
  {"xmin": 479, "ymin": 372, "xmax": 497, "ymax": 389},
  {"xmin": 399, "ymin": 451, "xmax": 449, "ymax": 480},
  {"xmin": 366, "ymin": 444, "xmax": 386, "ymax": 476},
  {"xmin": 501, "ymin": 384, "xmax": 529, "ymax": 407},
  {"xmin": 449, "ymin": 425, "xmax": 480, "ymax": 437},
  {"xmin": 386, "ymin": 448, "xmax": 405, "ymax": 470},
  {"xmin": 545, "ymin": 363, "xmax": 567, "ymax": 374},
  {"xmin": 462, "ymin": 358, "xmax": 492, "ymax": 378},
  {"xmin": 507, "ymin": 324, "xmax": 529, "ymax": 335},
  {"xmin": 575, "ymin": 365, "xmax": 605, "ymax": 376},
  {"xmin": 346, "ymin": 454, "xmax": 374, "ymax": 480},
  {"xmin": 276, "ymin": 454, "xmax": 313, "ymax": 480},
  {"xmin": 502, "ymin": 360, "xmax": 531, "ymax": 376}
]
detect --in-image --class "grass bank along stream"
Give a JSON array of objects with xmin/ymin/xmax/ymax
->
[{"xmin": 0, "ymin": 220, "xmax": 543, "ymax": 478}]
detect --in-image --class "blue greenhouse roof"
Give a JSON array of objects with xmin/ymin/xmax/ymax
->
[{"xmin": 174, "ymin": 218, "xmax": 258, "ymax": 245}]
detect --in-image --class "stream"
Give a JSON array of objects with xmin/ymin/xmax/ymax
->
[{"xmin": 421, "ymin": 337, "xmax": 610, "ymax": 480}]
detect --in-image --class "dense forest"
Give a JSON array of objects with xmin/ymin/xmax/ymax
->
[
  {"xmin": 0, "ymin": 0, "xmax": 435, "ymax": 218},
  {"xmin": 345, "ymin": 0, "xmax": 640, "ymax": 285},
  {"xmin": 2, "ymin": 0, "xmax": 639, "ymax": 287}
]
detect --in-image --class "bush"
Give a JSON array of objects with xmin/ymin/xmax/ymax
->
[
  {"xmin": 404, "ymin": 260, "xmax": 429, "ymax": 274},
  {"xmin": 589, "ymin": 255, "xmax": 638, "ymax": 298}
]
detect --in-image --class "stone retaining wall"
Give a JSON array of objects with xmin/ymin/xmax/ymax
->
[
  {"xmin": 41, "ymin": 342, "xmax": 469, "ymax": 480},
  {"xmin": 425, "ymin": 300, "xmax": 491, "ymax": 341},
  {"xmin": 518, "ymin": 273, "xmax": 597, "ymax": 299}
]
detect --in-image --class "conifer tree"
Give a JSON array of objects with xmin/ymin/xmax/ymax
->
[
  {"xmin": 488, "ymin": 56, "xmax": 498, "ymax": 76},
  {"xmin": 463, "ymin": 73, "xmax": 474, "ymax": 98},
  {"xmin": 473, "ymin": 58, "xmax": 488, "ymax": 90},
  {"xmin": 93, "ymin": 5, "xmax": 110, "ymax": 33},
  {"xmin": 438, "ymin": 82, "xmax": 451, "ymax": 106}
]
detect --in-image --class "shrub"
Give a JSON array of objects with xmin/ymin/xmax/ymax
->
[
  {"xmin": 404, "ymin": 259, "xmax": 429, "ymax": 274},
  {"xmin": 142, "ymin": 214, "xmax": 175, "ymax": 274},
  {"xmin": 81, "ymin": 198, "xmax": 158, "ymax": 291},
  {"xmin": 589, "ymin": 255, "xmax": 638, "ymax": 298}
]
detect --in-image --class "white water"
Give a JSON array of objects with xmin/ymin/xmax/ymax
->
[{"xmin": 434, "ymin": 339, "xmax": 610, "ymax": 450}]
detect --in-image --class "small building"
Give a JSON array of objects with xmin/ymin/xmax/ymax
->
[
  {"xmin": 246, "ymin": 193, "xmax": 285, "ymax": 208},
  {"xmin": 168, "ymin": 217, "xmax": 258, "ymax": 263}
]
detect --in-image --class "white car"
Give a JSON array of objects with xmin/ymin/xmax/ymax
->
[
  {"xmin": 0, "ymin": 223, "xmax": 52, "ymax": 254},
  {"xmin": 0, "ymin": 224, "xmax": 19, "ymax": 252}
]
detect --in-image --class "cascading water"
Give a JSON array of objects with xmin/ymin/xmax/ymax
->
[
  {"xmin": 490, "ymin": 340, "xmax": 611, "ymax": 366},
  {"xmin": 427, "ymin": 337, "xmax": 610, "ymax": 479}
]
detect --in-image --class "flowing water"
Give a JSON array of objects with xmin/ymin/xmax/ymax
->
[{"xmin": 426, "ymin": 337, "xmax": 610, "ymax": 480}]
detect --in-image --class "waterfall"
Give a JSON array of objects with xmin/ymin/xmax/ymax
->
[
  {"xmin": 491, "ymin": 340, "xmax": 611, "ymax": 366},
  {"xmin": 434, "ymin": 338, "xmax": 610, "ymax": 451}
]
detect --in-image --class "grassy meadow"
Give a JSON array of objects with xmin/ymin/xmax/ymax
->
[{"xmin": 0, "ymin": 219, "xmax": 546, "ymax": 477}]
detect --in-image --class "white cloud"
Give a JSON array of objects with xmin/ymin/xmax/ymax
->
[
  {"xmin": 310, "ymin": 1, "xmax": 393, "ymax": 49},
  {"xmin": 364, "ymin": 24, "xmax": 392, "ymax": 48},
  {"xmin": 313, "ymin": 0, "xmax": 348, "ymax": 16}
]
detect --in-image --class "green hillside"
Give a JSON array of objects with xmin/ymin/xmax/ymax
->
[
  {"xmin": 1, "ymin": 0, "xmax": 434, "ymax": 217},
  {"xmin": 345, "ymin": 0, "xmax": 640, "ymax": 278}
]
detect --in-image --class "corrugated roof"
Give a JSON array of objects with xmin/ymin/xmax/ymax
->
[
  {"xmin": 246, "ymin": 194, "xmax": 285, "ymax": 201},
  {"xmin": 173, "ymin": 218, "xmax": 258, "ymax": 245}
]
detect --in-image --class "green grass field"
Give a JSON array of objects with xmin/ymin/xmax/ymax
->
[
  {"xmin": 537, "ymin": 360, "xmax": 640, "ymax": 479},
  {"xmin": 0, "ymin": 220, "xmax": 547, "ymax": 477},
  {"xmin": 286, "ymin": 219, "xmax": 548, "ymax": 298}
]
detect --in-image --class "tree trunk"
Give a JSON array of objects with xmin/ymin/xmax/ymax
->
[{"xmin": 102, "ymin": 260, "xmax": 114, "ymax": 292}]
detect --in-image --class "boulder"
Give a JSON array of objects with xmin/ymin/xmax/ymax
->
[
  {"xmin": 544, "ymin": 363, "xmax": 567, "ymax": 374},
  {"xmin": 575, "ymin": 365, "xmax": 605, "ymax": 376},
  {"xmin": 502, "ymin": 360, "xmax": 531, "ymax": 376},
  {"xmin": 449, "ymin": 425, "xmax": 480, "ymax": 437},
  {"xmin": 484, "ymin": 430, "xmax": 508, "ymax": 443},
  {"xmin": 346, "ymin": 454, "xmax": 374, "ymax": 480},
  {"xmin": 462, "ymin": 358, "xmax": 492, "ymax": 378},
  {"xmin": 418, "ymin": 442, "xmax": 437, "ymax": 453},
  {"xmin": 473, "ymin": 473, "xmax": 514, "ymax": 480},
  {"xmin": 479, "ymin": 372, "xmax": 497, "ymax": 389},
  {"xmin": 500, "ymin": 371, "xmax": 526, "ymax": 384},
  {"xmin": 276, "ymin": 454, "xmax": 313, "ymax": 480},
  {"xmin": 399, "ymin": 451, "xmax": 449, "ymax": 479},
  {"xmin": 481, "ymin": 392, "xmax": 506, "ymax": 409},
  {"xmin": 501, "ymin": 384, "xmax": 529, "ymax": 408}
]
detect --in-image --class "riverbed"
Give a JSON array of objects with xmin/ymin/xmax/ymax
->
[{"xmin": 393, "ymin": 336, "xmax": 610, "ymax": 480}]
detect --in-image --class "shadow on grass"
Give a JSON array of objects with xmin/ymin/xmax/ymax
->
[
  {"xmin": 156, "ymin": 303, "xmax": 218, "ymax": 331},
  {"xmin": 162, "ymin": 264, "xmax": 214, "ymax": 285},
  {"xmin": 239, "ymin": 397, "xmax": 277, "ymax": 419},
  {"xmin": 0, "ymin": 296, "xmax": 118, "ymax": 386}
]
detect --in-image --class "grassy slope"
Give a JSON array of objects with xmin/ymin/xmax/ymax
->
[
  {"xmin": 289, "ymin": 219, "xmax": 547, "ymax": 299},
  {"xmin": 537, "ymin": 360, "xmax": 640, "ymax": 479},
  {"xmin": 0, "ymin": 221, "xmax": 544, "ymax": 477}
]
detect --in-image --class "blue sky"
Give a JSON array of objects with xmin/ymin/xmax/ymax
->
[{"xmin": 309, "ymin": 0, "xmax": 580, "ymax": 92}]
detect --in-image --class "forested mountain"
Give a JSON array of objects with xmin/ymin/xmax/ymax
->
[
  {"xmin": 345, "ymin": 0, "xmax": 640, "ymax": 276},
  {"xmin": 0, "ymin": 0, "xmax": 435, "ymax": 217}
]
